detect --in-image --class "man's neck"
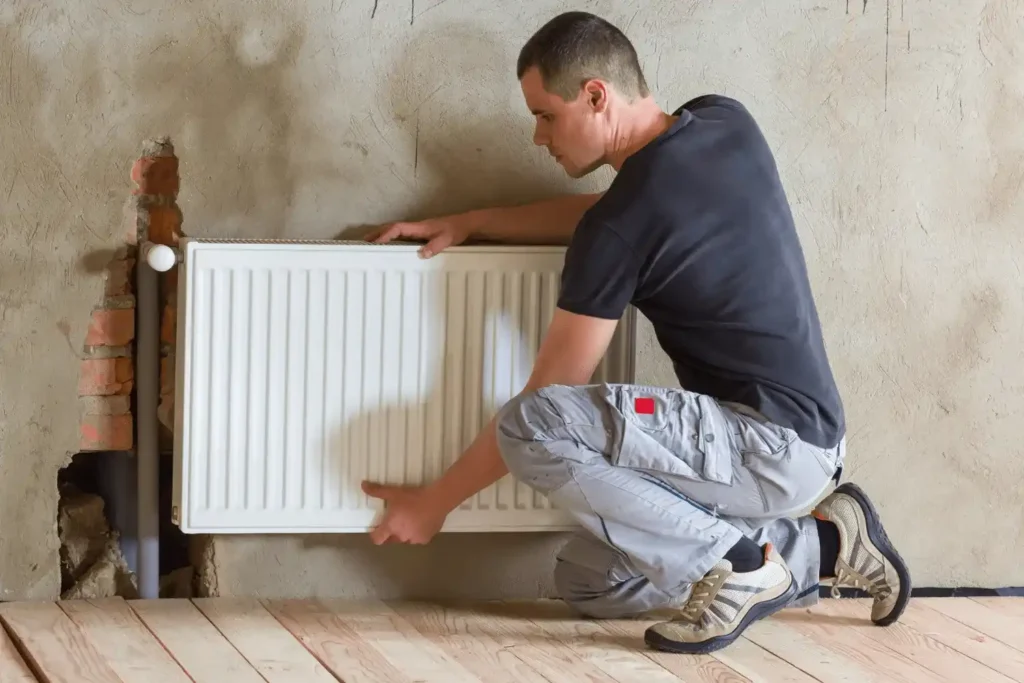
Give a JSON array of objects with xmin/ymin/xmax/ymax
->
[{"xmin": 606, "ymin": 100, "xmax": 676, "ymax": 170}]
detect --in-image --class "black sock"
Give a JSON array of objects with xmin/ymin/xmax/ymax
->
[
  {"xmin": 723, "ymin": 536, "xmax": 764, "ymax": 572},
  {"xmin": 816, "ymin": 518, "xmax": 840, "ymax": 577}
]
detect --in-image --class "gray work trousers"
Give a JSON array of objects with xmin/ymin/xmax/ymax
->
[{"xmin": 494, "ymin": 383, "xmax": 845, "ymax": 619}]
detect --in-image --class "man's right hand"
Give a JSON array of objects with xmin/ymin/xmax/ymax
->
[
  {"xmin": 366, "ymin": 214, "xmax": 472, "ymax": 259},
  {"xmin": 362, "ymin": 481, "xmax": 450, "ymax": 545},
  {"xmin": 365, "ymin": 192, "xmax": 601, "ymax": 258}
]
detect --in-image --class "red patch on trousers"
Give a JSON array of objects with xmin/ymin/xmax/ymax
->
[{"xmin": 634, "ymin": 397, "xmax": 655, "ymax": 414}]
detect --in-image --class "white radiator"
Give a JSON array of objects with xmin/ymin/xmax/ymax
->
[{"xmin": 170, "ymin": 238, "xmax": 635, "ymax": 534}]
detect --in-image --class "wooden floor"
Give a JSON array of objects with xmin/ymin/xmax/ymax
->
[{"xmin": 2, "ymin": 597, "xmax": 1023, "ymax": 682}]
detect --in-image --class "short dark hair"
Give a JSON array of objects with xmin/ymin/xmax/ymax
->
[{"xmin": 516, "ymin": 11, "xmax": 649, "ymax": 101}]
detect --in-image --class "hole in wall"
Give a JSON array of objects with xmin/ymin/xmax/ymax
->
[
  {"xmin": 56, "ymin": 450, "xmax": 194, "ymax": 598},
  {"xmin": 158, "ymin": 449, "xmax": 195, "ymax": 597},
  {"xmin": 57, "ymin": 453, "xmax": 138, "ymax": 599}
]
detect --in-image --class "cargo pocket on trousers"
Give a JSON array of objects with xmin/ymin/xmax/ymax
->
[
  {"xmin": 731, "ymin": 410, "xmax": 798, "ymax": 458},
  {"xmin": 608, "ymin": 386, "xmax": 734, "ymax": 486}
]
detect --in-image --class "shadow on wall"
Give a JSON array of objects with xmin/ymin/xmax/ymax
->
[
  {"xmin": 339, "ymin": 20, "xmax": 583, "ymax": 240},
  {"xmin": 291, "ymin": 268, "xmax": 564, "ymax": 598}
]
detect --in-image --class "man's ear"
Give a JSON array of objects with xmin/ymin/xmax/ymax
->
[{"xmin": 583, "ymin": 79, "xmax": 609, "ymax": 113}]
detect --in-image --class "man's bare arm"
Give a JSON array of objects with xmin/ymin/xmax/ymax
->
[
  {"xmin": 425, "ymin": 308, "xmax": 619, "ymax": 514},
  {"xmin": 369, "ymin": 192, "xmax": 603, "ymax": 257},
  {"xmin": 465, "ymin": 192, "xmax": 604, "ymax": 245}
]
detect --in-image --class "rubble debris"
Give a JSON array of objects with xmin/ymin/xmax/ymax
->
[
  {"xmin": 57, "ymin": 483, "xmax": 137, "ymax": 599},
  {"xmin": 58, "ymin": 486, "xmax": 110, "ymax": 586},
  {"xmin": 61, "ymin": 536, "xmax": 138, "ymax": 600}
]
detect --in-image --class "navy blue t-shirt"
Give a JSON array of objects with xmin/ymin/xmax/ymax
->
[{"xmin": 557, "ymin": 94, "xmax": 844, "ymax": 449}]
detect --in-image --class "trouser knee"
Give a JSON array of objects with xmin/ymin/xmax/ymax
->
[
  {"xmin": 494, "ymin": 389, "xmax": 574, "ymax": 494},
  {"xmin": 554, "ymin": 558, "xmax": 637, "ymax": 619},
  {"xmin": 552, "ymin": 534, "xmax": 683, "ymax": 620}
]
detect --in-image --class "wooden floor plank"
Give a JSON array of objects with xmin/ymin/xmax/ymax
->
[
  {"xmin": 129, "ymin": 598, "xmax": 266, "ymax": 683},
  {"xmin": 317, "ymin": 599, "xmax": 484, "ymax": 683},
  {"xmin": 0, "ymin": 602, "xmax": 121, "ymax": 683},
  {"xmin": 775, "ymin": 603, "xmax": 948, "ymax": 682},
  {"xmin": 596, "ymin": 617, "xmax": 752, "ymax": 683},
  {"xmin": 387, "ymin": 601, "xmax": 554, "ymax": 683},
  {"xmin": 425, "ymin": 600, "xmax": 624, "ymax": 683},
  {"xmin": 921, "ymin": 598, "xmax": 1024, "ymax": 654},
  {"xmin": 710, "ymin": 636, "xmax": 822, "ymax": 683},
  {"xmin": 0, "ymin": 620, "xmax": 38, "ymax": 683},
  {"xmin": 266, "ymin": 598, "xmax": 479, "ymax": 683},
  {"xmin": 743, "ymin": 615, "xmax": 887, "ymax": 683},
  {"xmin": 57, "ymin": 598, "xmax": 191, "ymax": 683},
  {"xmin": 901, "ymin": 601, "xmax": 1024, "ymax": 681},
  {"xmin": 193, "ymin": 598, "xmax": 339, "ymax": 683},
  {"xmin": 500, "ymin": 601, "xmax": 697, "ymax": 683},
  {"xmin": 969, "ymin": 597, "xmax": 1024, "ymax": 619},
  {"xmin": 816, "ymin": 599, "xmax": 1015, "ymax": 683}
]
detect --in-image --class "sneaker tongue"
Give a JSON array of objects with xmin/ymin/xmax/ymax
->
[{"xmin": 681, "ymin": 561, "xmax": 732, "ymax": 612}]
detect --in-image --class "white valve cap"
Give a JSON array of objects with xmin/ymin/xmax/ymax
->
[{"xmin": 146, "ymin": 244, "xmax": 177, "ymax": 272}]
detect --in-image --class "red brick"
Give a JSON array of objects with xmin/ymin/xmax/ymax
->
[
  {"xmin": 147, "ymin": 205, "xmax": 182, "ymax": 246},
  {"xmin": 85, "ymin": 308, "xmax": 135, "ymax": 346},
  {"xmin": 161, "ymin": 304, "xmax": 176, "ymax": 345},
  {"xmin": 105, "ymin": 257, "xmax": 134, "ymax": 297},
  {"xmin": 79, "ymin": 358, "xmax": 134, "ymax": 396},
  {"xmin": 80, "ymin": 414, "xmax": 133, "ymax": 451},
  {"xmin": 131, "ymin": 156, "xmax": 179, "ymax": 196}
]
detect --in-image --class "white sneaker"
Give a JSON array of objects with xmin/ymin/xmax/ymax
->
[
  {"xmin": 644, "ymin": 543, "xmax": 796, "ymax": 654},
  {"xmin": 813, "ymin": 482, "xmax": 911, "ymax": 625}
]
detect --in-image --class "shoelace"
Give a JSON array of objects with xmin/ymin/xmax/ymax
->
[
  {"xmin": 832, "ymin": 566, "xmax": 892, "ymax": 601},
  {"xmin": 679, "ymin": 571, "xmax": 723, "ymax": 622}
]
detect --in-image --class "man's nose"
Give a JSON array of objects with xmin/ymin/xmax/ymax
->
[{"xmin": 533, "ymin": 126, "xmax": 546, "ymax": 146}]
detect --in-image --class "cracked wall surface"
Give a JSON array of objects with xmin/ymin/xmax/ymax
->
[{"xmin": 2, "ymin": 0, "xmax": 1022, "ymax": 599}]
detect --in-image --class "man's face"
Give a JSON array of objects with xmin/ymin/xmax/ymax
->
[{"xmin": 520, "ymin": 67, "xmax": 607, "ymax": 178}]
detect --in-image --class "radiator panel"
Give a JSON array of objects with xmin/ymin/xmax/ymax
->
[{"xmin": 171, "ymin": 239, "xmax": 634, "ymax": 533}]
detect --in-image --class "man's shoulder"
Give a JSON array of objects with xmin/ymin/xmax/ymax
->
[
  {"xmin": 675, "ymin": 93, "xmax": 751, "ymax": 118},
  {"xmin": 579, "ymin": 178, "xmax": 650, "ymax": 239}
]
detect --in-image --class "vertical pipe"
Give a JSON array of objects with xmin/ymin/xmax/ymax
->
[{"xmin": 136, "ymin": 242, "xmax": 162, "ymax": 599}]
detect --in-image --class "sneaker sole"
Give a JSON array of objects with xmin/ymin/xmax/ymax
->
[
  {"xmin": 834, "ymin": 482, "xmax": 912, "ymax": 626},
  {"xmin": 643, "ymin": 579, "xmax": 798, "ymax": 655}
]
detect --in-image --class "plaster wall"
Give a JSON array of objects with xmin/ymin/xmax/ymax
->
[{"xmin": 1, "ymin": 0, "xmax": 1021, "ymax": 600}]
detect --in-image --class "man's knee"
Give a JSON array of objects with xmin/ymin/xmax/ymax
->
[
  {"xmin": 554, "ymin": 556, "xmax": 637, "ymax": 619},
  {"xmin": 494, "ymin": 388, "xmax": 574, "ymax": 494},
  {"xmin": 553, "ymin": 535, "xmax": 677, "ymax": 620}
]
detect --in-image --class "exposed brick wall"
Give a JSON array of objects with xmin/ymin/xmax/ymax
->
[
  {"xmin": 75, "ymin": 139, "xmax": 183, "ymax": 453},
  {"xmin": 77, "ymin": 251, "xmax": 136, "ymax": 451},
  {"xmin": 128, "ymin": 138, "xmax": 183, "ymax": 443}
]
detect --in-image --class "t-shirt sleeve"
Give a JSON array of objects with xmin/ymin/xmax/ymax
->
[{"xmin": 556, "ymin": 219, "xmax": 640, "ymax": 320}]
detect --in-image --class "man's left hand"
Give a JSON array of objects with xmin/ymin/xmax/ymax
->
[{"xmin": 361, "ymin": 481, "xmax": 449, "ymax": 544}]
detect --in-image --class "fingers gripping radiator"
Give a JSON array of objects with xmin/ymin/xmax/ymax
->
[{"xmin": 170, "ymin": 239, "xmax": 636, "ymax": 533}]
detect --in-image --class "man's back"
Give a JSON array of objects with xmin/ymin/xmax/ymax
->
[{"xmin": 556, "ymin": 94, "xmax": 845, "ymax": 449}]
